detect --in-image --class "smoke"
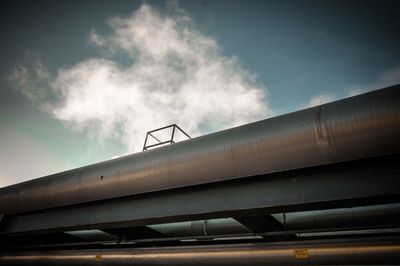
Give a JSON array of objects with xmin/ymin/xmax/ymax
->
[
  {"xmin": 8, "ymin": 55, "xmax": 54, "ymax": 103},
  {"xmin": 11, "ymin": 3, "xmax": 271, "ymax": 153}
]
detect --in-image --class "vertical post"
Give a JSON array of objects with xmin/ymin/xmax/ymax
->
[
  {"xmin": 142, "ymin": 133, "xmax": 149, "ymax": 151},
  {"xmin": 171, "ymin": 124, "xmax": 176, "ymax": 144}
]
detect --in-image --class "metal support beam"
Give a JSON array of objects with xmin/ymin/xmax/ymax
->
[
  {"xmin": 1, "ymin": 154, "xmax": 399, "ymax": 236},
  {"xmin": 103, "ymin": 226, "xmax": 166, "ymax": 240},
  {"xmin": 235, "ymin": 215, "xmax": 283, "ymax": 233},
  {"xmin": 235, "ymin": 215, "xmax": 295, "ymax": 241}
]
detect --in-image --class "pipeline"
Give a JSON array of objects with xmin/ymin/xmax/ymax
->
[
  {"xmin": 1, "ymin": 85, "xmax": 399, "ymax": 214},
  {"xmin": 1, "ymin": 238, "xmax": 400, "ymax": 265},
  {"xmin": 148, "ymin": 218, "xmax": 251, "ymax": 237},
  {"xmin": 145, "ymin": 203, "xmax": 400, "ymax": 238}
]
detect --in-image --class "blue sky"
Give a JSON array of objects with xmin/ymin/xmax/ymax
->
[{"xmin": 1, "ymin": 0, "xmax": 400, "ymax": 187}]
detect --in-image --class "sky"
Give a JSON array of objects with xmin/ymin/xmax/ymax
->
[{"xmin": 1, "ymin": 0, "xmax": 400, "ymax": 188}]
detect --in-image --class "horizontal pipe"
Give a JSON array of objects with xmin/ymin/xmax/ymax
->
[
  {"xmin": 2, "ymin": 154, "xmax": 399, "ymax": 236},
  {"xmin": 1, "ymin": 85, "xmax": 399, "ymax": 214},
  {"xmin": 274, "ymin": 202, "xmax": 400, "ymax": 230},
  {"xmin": 148, "ymin": 218, "xmax": 251, "ymax": 237},
  {"xmin": 1, "ymin": 238, "xmax": 400, "ymax": 265},
  {"xmin": 147, "ymin": 203, "xmax": 400, "ymax": 237}
]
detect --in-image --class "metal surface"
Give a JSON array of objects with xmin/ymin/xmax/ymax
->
[
  {"xmin": 146, "ymin": 203, "xmax": 400, "ymax": 237},
  {"xmin": 148, "ymin": 218, "xmax": 251, "ymax": 237},
  {"xmin": 274, "ymin": 202, "xmax": 400, "ymax": 230},
  {"xmin": 2, "ymin": 154, "xmax": 399, "ymax": 235},
  {"xmin": 1, "ymin": 237, "xmax": 400, "ymax": 265},
  {"xmin": 1, "ymin": 85, "xmax": 399, "ymax": 215},
  {"xmin": 64, "ymin": 230, "xmax": 118, "ymax": 241}
]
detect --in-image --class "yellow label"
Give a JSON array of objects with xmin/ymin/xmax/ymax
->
[
  {"xmin": 95, "ymin": 254, "xmax": 102, "ymax": 261},
  {"xmin": 294, "ymin": 249, "xmax": 309, "ymax": 259}
]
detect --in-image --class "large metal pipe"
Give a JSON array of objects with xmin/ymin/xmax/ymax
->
[
  {"xmin": 1, "ymin": 238, "xmax": 400, "ymax": 265},
  {"xmin": 1, "ymin": 85, "xmax": 399, "ymax": 214}
]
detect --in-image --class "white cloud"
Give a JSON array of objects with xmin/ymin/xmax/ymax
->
[
  {"xmin": 88, "ymin": 30, "xmax": 105, "ymax": 47},
  {"xmin": 348, "ymin": 65, "xmax": 400, "ymax": 96},
  {"xmin": 11, "ymin": 3, "xmax": 271, "ymax": 153},
  {"xmin": 307, "ymin": 93, "xmax": 336, "ymax": 107}
]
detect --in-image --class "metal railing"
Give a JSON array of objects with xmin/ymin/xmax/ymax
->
[{"xmin": 143, "ymin": 124, "xmax": 191, "ymax": 151}]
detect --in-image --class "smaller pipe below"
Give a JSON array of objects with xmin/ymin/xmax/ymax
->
[
  {"xmin": 147, "ymin": 203, "xmax": 400, "ymax": 238},
  {"xmin": 148, "ymin": 218, "xmax": 251, "ymax": 238},
  {"xmin": 273, "ymin": 203, "xmax": 400, "ymax": 230}
]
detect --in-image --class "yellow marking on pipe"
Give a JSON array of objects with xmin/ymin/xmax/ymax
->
[{"xmin": 294, "ymin": 249, "xmax": 309, "ymax": 259}]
